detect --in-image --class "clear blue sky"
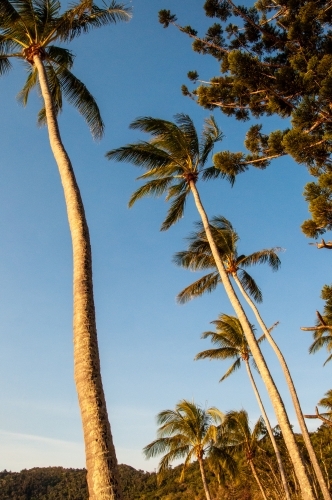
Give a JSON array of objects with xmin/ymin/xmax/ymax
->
[{"xmin": 0, "ymin": 0, "xmax": 330, "ymax": 473}]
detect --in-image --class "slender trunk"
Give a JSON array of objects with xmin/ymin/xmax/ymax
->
[
  {"xmin": 198, "ymin": 457, "xmax": 212, "ymax": 500},
  {"xmin": 189, "ymin": 180, "xmax": 315, "ymax": 500},
  {"xmin": 245, "ymin": 361, "xmax": 291, "ymax": 500},
  {"xmin": 34, "ymin": 54, "xmax": 122, "ymax": 500},
  {"xmin": 234, "ymin": 273, "xmax": 331, "ymax": 500},
  {"xmin": 249, "ymin": 459, "xmax": 269, "ymax": 500}
]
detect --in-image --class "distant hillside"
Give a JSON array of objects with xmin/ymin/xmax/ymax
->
[{"xmin": 0, "ymin": 463, "xmax": 243, "ymax": 499}]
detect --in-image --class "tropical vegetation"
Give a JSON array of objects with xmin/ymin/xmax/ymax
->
[{"xmin": 107, "ymin": 114, "xmax": 316, "ymax": 499}]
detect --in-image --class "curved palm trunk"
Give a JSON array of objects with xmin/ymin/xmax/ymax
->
[
  {"xmin": 248, "ymin": 459, "xmax": 268, "ymax": 500},
  {"xmin": 188, "ymin": 180, "xmax": 315, "ymax": 500},
  {"xmin": 198, "ymin": 457, "xmax": 212, "ymax": 500},
  {"xmin": 233, "ymin": 274, "xmax": 330, "ymax": 500},
  {"xmin": 34, "ymin": 54, "xmax": 122, "ymax": 500},
  {"xmin": 245, "ymin": 361, "xmax": 291, "ymax": 500}
]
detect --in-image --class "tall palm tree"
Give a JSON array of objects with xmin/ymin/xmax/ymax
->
[
  {"xmin": 223, "ymin": 410, "xmax": 270, "ymax": 500},
  {"xmin": 143, "ymin": 399, "xmax": 232, "ymax": 500},
  {"xmin": 196, "ymin": 314, "xmax": 291, "ymax": 500},
  {"xmin": 0, "ymin": 2, "xmax": 131, "ymax": 498},
  {"xmin": 107, "ymin": 114, "xmax": 315, "ymax": 499},
  {"xmin": 175, "ymin": 216, "xmax": 330, "ymax": 499}
]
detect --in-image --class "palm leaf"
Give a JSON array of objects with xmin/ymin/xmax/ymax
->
[
  {"xmin": 173, "ymin": 249, "xmax": 215, "ymax": 271},
  {"xmin": 201, "ymin": 165, "xmax": 228, "ymax": 181},
  {"xmin": 0, "ymin": 56, "xmax": 12, "ymax": 75},
  {"xmin": 106, "ymin": 142, "xmax": 172, "ymax": 169},
  {"xmin": 238, "ymin": 269, "xmax": 262, "ymax": 303},
  {"xmin": 238, "ymin": 248, "xmax": 282, "ymax": 271},
  {"xmin": 128, "ymin": 177, "xmax": 174, "ymax": 207},
  {"xmin": 165, "ymin": 180, "xmax": 187, "ymax": 201},
  {"xmin": 161, "ymin": 191, "xmax": 187, "ymax": 231},
  {"xmin": 46, "ymin": 45, "xmax": 75, "ymax": 69},
  {"xmin": 46, "ymin": 0, "xmax": 131, "ymax": 43},
  {"xmin": 195, "ymin": 347, "xmax": 240, "ymax": 361},
  {"xmin": 200, "ymin": 115, "xmax": 223, "ymax": 167},
  {"xmin": 130, "ymin": 116, "xmax": 189, "ymax": 159},
  {"xmin": 174, "ymin": 113, "xmax": 199, "ymax": 162},
  {"xmin": 176, "ymin": 273, "xmax": 219, "ymax": 304},
  {"xmin": 16, "ymin": 65, "xmax": 38, "ymax": 106},
  {"xmin": 220, "ymin": 358, "xmax": 242, "ymax": 382},
  {"xmin": 56, "ymin": 66, "xmax": 104, "ymax": 139}
]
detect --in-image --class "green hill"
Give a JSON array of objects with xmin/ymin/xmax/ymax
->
[{"xmin": 0, "ymin": 463, "xmax": 237, "ymax": 500}]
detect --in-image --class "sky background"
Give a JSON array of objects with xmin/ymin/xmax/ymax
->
[{"xmin": 0, "ymin": 0, "xmax": 331, "ymax": 474}]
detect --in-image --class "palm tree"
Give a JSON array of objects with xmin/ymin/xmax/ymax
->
[
  {"xmin": 175, "ymin": 215, "xmax": 331, "ymax": 500},
  {"xmin": 107, "ymin": 114, "xmax": 315, "ymax": 499},
  {"xmin": 196, "ymin": 313, "xmax": 291, "ymax": 500},
  {"xmin": 174, "ymin": 215, "xmax": 281, "ymax": 305},
  {"xmin": 143, "ymin": 399, "xmax": 232, "ymax": 500},
  {"xmin": 0, "ymin": 2, "xmax": 131, "ymax": 498},
  {"xmin": 223, "ymin": 410, "xmax": 270, "ymax": 500}
]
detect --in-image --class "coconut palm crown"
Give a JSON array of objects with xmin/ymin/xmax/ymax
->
[
  {"xmin": 143, "ymin": 399, "xmax": 234, "ymax": 500},
  {"xmin": 106, "ymin": 114, "xmax": 227, "ymax": 229},
  {"xmin": 174, "ymin": 216, "xmax": 281, "ymax": 304},
  {"xmin": 0, "ymin": 0, "xmax": 130, "ymax": 138},
  {"xmin": 195, "ymin": 314, "xmax": 262, "ymax": 382}
]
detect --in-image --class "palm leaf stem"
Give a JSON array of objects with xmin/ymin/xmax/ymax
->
[
  {"xmin": 232, "ymin": 273, "xmax": 330, "ymax": 500},
  {"xmin": 188, "ymin": 179, "xmax": 315, "ymax": 500}
]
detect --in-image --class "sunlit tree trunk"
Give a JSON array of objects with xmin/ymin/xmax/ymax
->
[
  {"xmin": 198, "ymin": 456, "xmax": 212, "ymax": 500},
  {"xmin": 245, "ymin": 361, "xmax": 291, "ymax": 500},
  {"xmin": 189, "ymin": 180, "xmax": 315, "ymax": 500},
  {"xmin": 34, "ymin": 53, "xmax": 122, "ymax": 500},
  {"xmin": 233, "ymin": 273, "xmax": 330, "ymax": 500}
]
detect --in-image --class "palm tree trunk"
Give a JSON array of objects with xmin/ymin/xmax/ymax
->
[
  {"xmin": 198, "ymin": 457, "xmax": 212, "ymax": 500},
  {"xmin": 249, "ymin": 459, "xmax": 268, "ymax": 500},
  {"xmin": 188, "ymin": 180, "xmax": 315, "ymax": 500},
  {"xmin": 34, "ymin": 54, "xmax": 122, "ymax": 500},
  {"xmin": 233, "ymin": 273, "xmax": 331, "ymax": 500},
  {"xmin": 245, "ymin": 361, "xmax": 291, "ymax": 500}
]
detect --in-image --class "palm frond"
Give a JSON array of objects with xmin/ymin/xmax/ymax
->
[
  {"xmin": 309, "ymin": 334, "xmax": 332, "ymax": 355},
  {"xmin": 195, "ymin": 347, "xmax": 240, "ymax": 362},
  {"xmin": 0, "ymin": 0, "xmax": 20, "ymax": 23},
  {"xmin": 0, "ymin": 56, "xmax": 12, "ymax": 75},
  {"xmin": 46, "ymin": 45, "xmax": 75, "ymax": 69},
  {"xmin": 130, "ymin": 116, "xmax": 189, "ymax": 159},
  {"xmin": 173, "ymin": 248, "xmax": 214, "ymax": 271},
  {"xmin": 201, "ymin": 165, "xmax": 227, "ymax": 181},
  {"xmin": 106, "ymin": 142, "xmax": 172, "ymax": 169},
  {"xmin": 128, "ymin": 177, "xmax": 174, "ymax": 207},
  {"xmin": 165, "ymin": 180, "xmax": 187, "ymax": 201},
  {"xmin": 176, "ymin": 273, "xmax": 219, "ymax": 304},
  {"xmin": 200, "ymin": 115, "xmax": 223, "ymax": 167},
  {"xmin": 48, "ymin": 0, "xmax": 131, "ymax": 43},
  {"xmin": 161, "ymin": 191, "xmax": 187, "ymax": 231},
  {"xmin": 56, "ymin": 66, "xmax": 104, "ymax": 139},
  {"xmin": 238, "ymin": 248, "xmax": 282, "ymax": 271},
  {"xmin": 220, "ymin": 358, "xmax": 242, "ymax": 382},
  {"xmin": 16, "ymin": 65, "xmax": 38, "ymax": 106},
  {"xmin": 174, "ymin": 113, "xmax": 199, "ymax": 162},
  {"xmin": 33, "ymin": 0, "xmax": 61, "ymax": 41},
  {"xmin": 237, "ymin": 269, "xmax": 262, "ymax": 303}
]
